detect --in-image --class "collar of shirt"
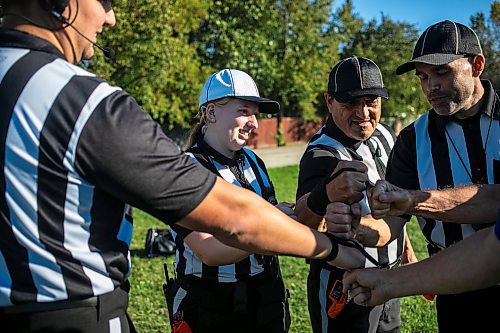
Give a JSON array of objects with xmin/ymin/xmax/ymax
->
[
  {"xmin": 197, "ymin": 137, "xmax": 244, "ymax": 167},
  {"xmin": 434, "ymin": 79, "xmax": 499, "ymax": 131},
  {"xmin": 0, "ymin": 27, "xmax": 65, "ymax": 59},
  {"xmin": 324, "ymin": 115, "xmax": 362, "ymax": 150}
]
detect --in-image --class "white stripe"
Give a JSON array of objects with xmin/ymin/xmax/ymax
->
[
  {"xmin": 444, "ymin": 122, "xmax": 471, "ymax": 186},
  {"xmin": 0, "ymin": 48, "xmax": 30, "ymax": 83},
  {"xmin": 420, "ymin": 26, "xmax": 431, "ymax": 56},
  {"xmin": 109, "ymin": 317, "xmax": 122, "ymax": 333},
  {"xmin": 451, "ymin": 21, "xmax": 459, "ymax": 54},
  {"xmin": 333, "ymin": 59, "xmax": 349, "ymax": 92},
  {"xmin": 375, "ymin": 124, "xmax": 395, "ymax": 149},
  {"xmin": 309, "ymin": 132, "xmax": 352, "ymax": 161},
  {"xmin": 59, "ymin": 81, "xmax": 121, "ymax": 297},
  {"xmin": 414, "ymin": 113, "xmax": 438, "ymax": 190},
  {"xmin": 0, "ymin": 251, "xmax": 13, "ymax": 305},
  {"xmin": 319, "ymin": 268, "xmax": 330, "ymax": 333},
  {"xmin": 63, "ymin": 178, "xmax": 115, "ymax": 296},
  {"xmin": 481, "ymin": 115, "xmax": 499, "ymax": 183},
  {"xmin": 173, "ymin": 287, "xmax": 188, "ymax": 314},
  {"xmin": 353, "ymin": 56, "xmax": 363, "ymax": 89},
  {"xmin": 64, "ymin": 82, "xmax": 121, "ymax": 169},
  {"xmin": 5, "ymin": 58, "xmax": 78, "ymax": 302},
  {"xmin": 244, "ymin": 148, "xmax": 271, "ymax": 188}
]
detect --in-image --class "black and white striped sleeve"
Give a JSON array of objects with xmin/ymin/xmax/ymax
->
[{"xmin": 74, "ymin": 90, "xmax": 217, "ymax": 224}]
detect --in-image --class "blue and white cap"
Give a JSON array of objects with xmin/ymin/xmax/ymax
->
[{"xmin": 199, "ymin": 69, "xmax": 280, "ymax": 114}]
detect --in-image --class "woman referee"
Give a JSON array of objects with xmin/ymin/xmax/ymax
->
[{"xmin": 166, "ymin": 69, "xmax": 293, "ymax": 333}]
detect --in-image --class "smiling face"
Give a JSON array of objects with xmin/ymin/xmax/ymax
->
[
  {"xmin": 203, "ymin": 98, "xmax": 259, "ymax": 158},
  {"xmin": 65, "ymin": 0, "xmax": 116, "ymax": 61},
  {"xmin": 326, "ymin": 93, "xmax": 381, "ymax": 141},
  {"xmin": 414, "ymin": 57, "xmax": 479, "ymax": 118}
]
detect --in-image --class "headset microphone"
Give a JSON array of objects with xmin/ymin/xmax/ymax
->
[{"xmin": 50, "ymin": 10, "xmax": 116, "ymax": 60}]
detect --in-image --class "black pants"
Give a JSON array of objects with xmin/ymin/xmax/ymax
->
[
  {"xmin": 0, "ymin": 283, "xmax": 135, "ymax": 333},
  {"xmin": 307, "ymin": 262, "xmax": 400, "ymax": 333},
  {"xmin": 436, "ymin": 285, "xmax": 500, "ymax": 333},
  {"xmin": 167, "ymin": 275, "xmax": 290, "ymax": 333}
]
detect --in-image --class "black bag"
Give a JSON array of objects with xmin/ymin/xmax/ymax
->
[{"xmin": 145, "ymin": 228, "xmax": 176, "ymax": 257}]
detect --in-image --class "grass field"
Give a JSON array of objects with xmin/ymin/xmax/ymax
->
[{"xmin": 128, "ymin": 165, "xmax": 438, "ymax": 332}]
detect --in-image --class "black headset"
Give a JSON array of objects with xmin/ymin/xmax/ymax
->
[{"xmin": 38, "ymin": 0, "xmax": 70, "ymax": 15}]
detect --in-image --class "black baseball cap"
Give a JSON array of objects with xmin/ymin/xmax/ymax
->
[
  {"xmin": 396, "ymin": 20, "xmax": 483, "ymax": 75},
  {"xmin": 328, "ymin": 56, "xmax": 388, "ymax": 103}
]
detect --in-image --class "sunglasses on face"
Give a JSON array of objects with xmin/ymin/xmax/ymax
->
[{"xmin": 98, "ymin": 0, "xmax": 114, "ymax": 13}]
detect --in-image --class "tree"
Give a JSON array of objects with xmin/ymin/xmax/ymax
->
[
  {"xmin": 92, "ymin": 0, "xmax": 210, "ymax": 128},
  {"xmin": 333, "ymin": 6, "xmax": 428, "ymax": 125},
  {"xmin": 193, "ymin": 0, "xmax": 338, "ymax": 121},
  {"xmin": 470, "ymin": 1, "xmax": 500, "ymax": 88}
]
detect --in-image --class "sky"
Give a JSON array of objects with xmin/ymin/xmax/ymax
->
[{"xmin": 333, "ymin": 0, "xmax": 495, "ymax": 32}]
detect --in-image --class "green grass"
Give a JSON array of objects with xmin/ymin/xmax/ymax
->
[{"xmin": 128, "ymin": 165, "xmax": 437, "ymax": 332}]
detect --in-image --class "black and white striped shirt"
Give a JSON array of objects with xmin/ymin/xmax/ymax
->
[
  {"xmin": 0, "ymin": 28, "xmax": 215, "ymax": 306},
  {"xmin": 297, "ymin": 116, "xmax": 406, "ymax": 269},
  {"xmin": 171, "ymin": 139, "xmax": 279, "ymax": 283},
  {"xmin": 387, "ymin": 80, "xmax": 499, "ymax": 251}
]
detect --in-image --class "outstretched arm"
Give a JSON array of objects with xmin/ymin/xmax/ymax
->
[
  {"xmin": 177, "ymin": 177, "xmax": 365, "ymax": 269},
  {"xmin": 343, "ymin": 224, "xmax": 500, "ymax": 306},
  {"xmin": 369, "ymin": 181, "xmax": 499, "ymax": 223}
]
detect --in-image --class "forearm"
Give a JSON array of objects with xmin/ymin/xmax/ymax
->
[
  {"xmin": 355, "ymin": 215, "xmax": 405, "ymax": 247},
  {"xmin": 179, "ymin": 178, "xmax": 330, "ymax": 258},
  {"xmin": 386, "ymin": 227, "xmax": 500, "ymax": 297},
  {"xmin": 355, "ymin": 215, "xmax": 393, "ymax": 247},
  {"xmin": 185, "ymin": 232, "xmax": 250, "ymax": 266},
  {"xmin": 177, "ymin": 178, "xmax": 364, "ymax": 268},
  {"xmin": 410, "ymin": 184, "xmax": 499, "ymax": 223},
  {"xmin": 295, "ymin": 193, "xmax": 325, "ymax": 230}
]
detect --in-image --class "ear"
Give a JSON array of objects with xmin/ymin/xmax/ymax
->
[
  {"xmin": 205, "ymin": 103, "xmax": 216, "ymax": 123},
  {"xmin": 471, "ymin": 54, "xmax": 485, "ymax": 78},
  {"xmin": 324, "ymin": 93, "xmax": 335, "ymax": 114}
]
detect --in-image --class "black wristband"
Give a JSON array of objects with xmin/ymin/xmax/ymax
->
[
  {"xmin": 307, "ymin": 167, "xmax": 363, "ymax": 216},
  {"xmin": 307, "ymin": 178, "xmax": 329, "ymax": 215},
  {"xmin": 323, "ymin": 232, "xmax": 339, "ymax": 262}
]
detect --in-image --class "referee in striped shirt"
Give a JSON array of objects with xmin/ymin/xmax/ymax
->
[
  {"xmin": 332, "ymin": 20, "xmax": 499, "ymax": 333},
  {"xmin": 0, "ymin": 1, "xmax": 366, "ymax": 332},
  {"xmin": 295, "ymin": 56, "xmax": 416, "ymax": 333}
]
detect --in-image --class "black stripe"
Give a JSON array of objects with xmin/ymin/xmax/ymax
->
[
  {"xmin": 37, "ymin": 76, "xmax": 102, "ymax": 297},
  {"xmin": 234, "ymin": 257, "xmax": 252, "ymax": 281},
  {"xmin": 463, "ymin": 115, "xmax": 488, "ymax": 183},
  {"xmin": 88, "ymin": 190, "xmax": 128, "ymax": 287},
  {"xmin": 376, "ymin": 246, "xmax": 389, "ymax": 266},
  {"xmin": 174, "ymin": 236, "xmax": 187, "ymax": 279},
  {"xmin": 428, "ymin": 114, "xmax": 462, "ymax": 246},
  {"xmin": 0, "ymin": 51, "xmax": 54, "ymax": 303},
  {"xmin": 375, "ymin": 126, "xmax": 394, "ymax": 156}
]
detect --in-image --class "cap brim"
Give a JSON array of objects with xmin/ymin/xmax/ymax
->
[
  {"xmin": 236, "ymin": 96, "xmax": 280, "ymax": 114},
  {"xmin": 395, "ymin": 53, "xmax": 466, "ymax": 75},
  {"xmin": 333, "ymin": 88, "xmax": 389, "ymax": 103}
]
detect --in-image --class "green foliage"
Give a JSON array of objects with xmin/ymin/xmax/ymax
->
[
  {"xmin": 87, "ymin": 0, "xmax": 497, "ymax": 130},
  {"xmin": 194, "ymin": 0, "xmax": 337, "ymax": 121},
  {"xmin": 470, "ymin": 1, "xmax": 500, "ymax": 88},
  {"xmin": 336, "ymin": 10, "xmax": 429, "ymax": 125},
  {"xmin": 92, "ymin": 0, "xmax": 210, "ymax": 128}
]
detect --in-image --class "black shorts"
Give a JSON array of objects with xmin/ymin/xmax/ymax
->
[
  {"xmin": 307, "ymin": 261, "xmax": 400, "ymax": 333},
  {"xmin": 436, "ymin": 284, "xmax": 500, "ymax": 333},
  {"xmin": 167, "ymin": 275, "xmax": 290, "ymax": 333},
  {"xmin": 0, "ymin": 282, "xmax": 135, "ymax": 333}
]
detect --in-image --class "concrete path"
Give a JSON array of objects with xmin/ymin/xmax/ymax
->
[{"xmin": 253, "ymin": 142, "xmax": 307, "ymax": 168}]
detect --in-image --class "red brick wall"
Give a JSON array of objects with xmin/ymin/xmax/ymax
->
[{"xmin": 246, "ymin": 117, "xmax": 324, "ymax": 148}]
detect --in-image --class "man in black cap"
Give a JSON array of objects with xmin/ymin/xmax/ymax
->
[
  {"xmin": 295, "ymin": 56, "xmax": 416, "ymax": 333},
  {"xmin": 332, "ymin": 20, "xmax": 499, "ymax": 332}
]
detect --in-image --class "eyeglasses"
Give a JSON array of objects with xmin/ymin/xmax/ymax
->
[{"xmin": 98, "ymin": 0, "xmax": 114, "ymax": 13}]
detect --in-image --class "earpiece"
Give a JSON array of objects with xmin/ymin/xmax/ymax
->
[{"xmin": 38, "ymin": 0, "xmax": 69, "ymax": 15}]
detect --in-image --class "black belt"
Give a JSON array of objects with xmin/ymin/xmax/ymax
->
[{"xmin": 0, "ymin": 283, "xmax": 127, "ymax": 315}]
